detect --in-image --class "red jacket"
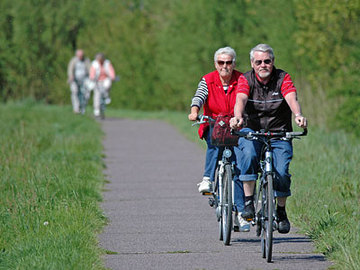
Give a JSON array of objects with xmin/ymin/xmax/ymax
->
[{"xmin": 198, "ymin": 70, "xmax": 242, "ymax": 139}]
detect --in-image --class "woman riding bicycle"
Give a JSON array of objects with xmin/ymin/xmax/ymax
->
[
  {"xmin": 188, "ymin": 46, "xmax": 249, "ymax": 232},
  {"xmin": 230, "ymin": 44, "xmax": 308, "ymax": 234},
  {"xmin": 89, "ymin": 53, "xmax": 116, "ymax": 118}
]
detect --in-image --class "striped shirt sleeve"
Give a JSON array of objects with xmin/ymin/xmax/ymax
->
[
  {"xmin": 190, "ymin": 78, "xmax": 208, "ymax": 108},
  {"xmin": 281, "ymin": 73, "xmax": 297, "ymax": 97},
  {"xmin": 236, "ymin": 74, "xmax": 250, "ymax": 96}
]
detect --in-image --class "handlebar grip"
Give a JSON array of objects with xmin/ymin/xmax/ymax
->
[{"xmin": 287, "ymin": 128, "xmax": 308, "ymax": 137}]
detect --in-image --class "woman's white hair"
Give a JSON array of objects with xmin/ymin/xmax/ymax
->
[{"xmin": 214, "ymin": 46, "xmax": 236, "ymax": 64}]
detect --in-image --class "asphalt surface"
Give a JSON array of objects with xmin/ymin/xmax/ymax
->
[{"xmin": 98, "ymin": 118, "xmax": 332, "ymax": 270}]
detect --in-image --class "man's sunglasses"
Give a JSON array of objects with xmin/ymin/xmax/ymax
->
[
  {"xmin": 254, "ymin": 59, "xmax": 272, "ymax": 66},
  {"xmin": 217, "ymin": 60, "xmax": 233, "ymax": 66}
]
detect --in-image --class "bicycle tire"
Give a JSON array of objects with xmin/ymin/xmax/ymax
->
[
  {"xmin": 260, "ymin": 180, "xmax": 266, "ymax": 258},
  {"xmin": 100, "ymin": 99, "xmax": 105, "ymax": 119},
  {"xmin": 222, "ymin": 164, "xmax": 232, "ymax": 245},
  {"xmin": 79, "ymin": 90, "xmax": 86, "ymax": 115},
  {"xmin": 254, "ymin": 180, "xmax": 262, "ymax": 237},
  {"xmin": 265, "ymin": 174, "xmax": 274, "ymax": 262}
]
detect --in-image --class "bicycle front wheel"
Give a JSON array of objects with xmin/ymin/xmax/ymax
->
[
  {"xmin": 265, "ymin": 174, "xmax": 274, "ymax": 262},
  {"xmin": 100, "ymin": 98, "xmax": 106, "ymax": 119},
  {"xmin": 222, "ymin": 164, "xmax": 233, "ymax": 245}
]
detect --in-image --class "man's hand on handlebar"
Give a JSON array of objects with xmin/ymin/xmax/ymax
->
[
  {"xmin": 295, "ymin": 115, "xmax": 307, "ymax": 129},
  {"xmin": 230, "ymin": 116, "xmax": 243, "ymax": 129}
]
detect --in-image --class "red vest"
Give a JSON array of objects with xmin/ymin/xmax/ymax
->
[{"xmin": 198, "ymin": 70, "xmax": 242, "ymax": 139}]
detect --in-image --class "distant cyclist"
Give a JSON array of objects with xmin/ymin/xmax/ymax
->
[
  {"xmin": 67, "ymin": 49, "xmax": 91, "ymax": 114},
  {"xmin": 230, "ymin": 44, "xmax": 308, "ymax": 234},
  {"xmin": 89, "ymin": 53, "xmax": 116, "ymax": 117},
  {"xmin": 188, "ymin": 46, "xmax": 249, "ymax": 232}
]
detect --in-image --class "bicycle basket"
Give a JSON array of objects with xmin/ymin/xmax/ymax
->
[{"xmin": 210, "ymin": 114, "xmax": 240, "ymax": 146}]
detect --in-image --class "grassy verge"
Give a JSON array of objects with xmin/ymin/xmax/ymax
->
[
  {"xmin": 107, "ymin": 108, "xmax": 360, "ymax": 269},
  {"xmin": 289, "ymin": 128, "xmax": 360, "ymax": 270},
  {"xmin": 0, "ymin": 101, "xmax": 106, "ymax": 269}
]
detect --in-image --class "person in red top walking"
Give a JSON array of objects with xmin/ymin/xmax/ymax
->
[
  {"xmin": 230, "ymin": 44, "xmax": 307, "ymax": 234},
  {"xmin": 188, "ymin": 46, "xmax": 249, "ymax": 232}
]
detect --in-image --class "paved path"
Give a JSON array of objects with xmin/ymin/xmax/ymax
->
[{"xmin": 98, "ymin": 118, "xmax": 332, "ymax": 270}]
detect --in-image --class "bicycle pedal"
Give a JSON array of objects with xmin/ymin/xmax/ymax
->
[
  {"xmin": 202, "ymin": 192, "xmax": 212, "ymax": 196},
  {"xmin": 208, "ymin": 197, "xmax": 216, "ymax": 208}
]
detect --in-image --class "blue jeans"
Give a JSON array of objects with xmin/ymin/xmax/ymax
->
[
  {"xmin": 236, "ymin": 128, "xmax": 293, "ymax": 198},
  {"xmin": 203, "ymin": 130, "xmax": 245, "ymax": 212}
]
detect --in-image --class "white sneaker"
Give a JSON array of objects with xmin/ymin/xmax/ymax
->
[
  {"xmin": 94, "ymin": 109, "xmax": 100, "ymax": 117},
  {"xmin": 237, "ymin": 212, "xmax": 250, "ymax": 232},
  {"xmin": 197, "ymin": 177, "xmax": 211, "ymax": 193}
]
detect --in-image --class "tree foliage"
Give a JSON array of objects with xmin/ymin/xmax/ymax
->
[{"xmin": 0, "ymin": 0, "xmax": 359, "ymax": 134}]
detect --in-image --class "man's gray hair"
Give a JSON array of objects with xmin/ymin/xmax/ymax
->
[
  {"xmin": 214, "ymin": 46, "xmax": 236, "ymax": 63},
  {"xmin": 250, "ymin": 44, "xmax": 275, "ymax": 61}
]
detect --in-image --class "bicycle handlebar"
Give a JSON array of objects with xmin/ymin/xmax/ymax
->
[
  {"xmin": 231, "ymin": 128, "xmax": 308, "ymax": 140},
  {"xmin": 192, "ymin": 115, "xmax": 307, "ymax": 139},
  {"xmin": 192, "ymin": 114, "xmax": 215, "ymax": 126}
]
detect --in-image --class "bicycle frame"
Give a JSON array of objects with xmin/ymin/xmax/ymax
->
[
  {"xmin": 233, "ymin": 128, "xmax": 307, "ymax": 262},
  {"xmin": 255, "ymin": 136, "xmax": 277, "ymax": 262},
  {"xmin": 193, "ymin": 115, "xmax": 236, "ymax": 245},
  {"xmin": 95, "ymin": 81, "xmax": 108, "ymax": 119}
]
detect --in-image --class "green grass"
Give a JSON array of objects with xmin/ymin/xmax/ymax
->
[
  {"xmin": 0, "ymin": 101, "xmax": 106, "ymax": 269},
  {"xmin": 289, "ymin": 128, "xmax": 360, "ymax": 270},
  {"xmin": 1, "ymin": 103, "xmax": 359, "ymax": 269}
]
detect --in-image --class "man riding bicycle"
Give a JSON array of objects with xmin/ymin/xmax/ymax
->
[
  {"xmin": 188, "ymin": 46, "xmax": 249, "ymax": 232},
  {"xmin": 230, "ymin": 44, "xmax": 307, "ymax": 234}
]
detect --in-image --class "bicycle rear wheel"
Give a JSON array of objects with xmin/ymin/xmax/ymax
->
[
  {"xmin": 222, "ymin": 164, "xmax": 233, "ymax": 245},
  {"xmin": 265, "ymin": 174, "xmax": 274, "ymax": 262}
]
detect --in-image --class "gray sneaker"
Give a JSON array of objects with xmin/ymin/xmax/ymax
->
[{"xmin": 234, "ymin": 212, "xmax": 250, "ymax": 232}]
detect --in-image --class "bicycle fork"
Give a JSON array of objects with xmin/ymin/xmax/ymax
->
[
  {"xmin": 263, "ymin": 150, "xmax": 278, "ymax": 231},
  {"xmin": 215, "ymin": 161, "xmax": 225, "ymax": 221}
]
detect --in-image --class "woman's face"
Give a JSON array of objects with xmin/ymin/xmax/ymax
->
[{"xmin": 215, "ymin": 54, "xmax": 234, "ymax": 80}]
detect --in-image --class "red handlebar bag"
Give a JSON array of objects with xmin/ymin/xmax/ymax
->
[{"xmin": 210, "ymin": 114, "xmax": 240, "ymax": 146}]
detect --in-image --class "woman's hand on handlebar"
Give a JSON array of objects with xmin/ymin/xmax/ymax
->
[
  {"xmin": 230, "ymin": 116, "xmax": 243, "ymax": 129},
  {"xmin": 188, "ymin": 112, "xmax": 198, "ymax": 121},
  {"xmin": 188, "ymin": 106, "xmax": 200, "ymax": 121}
]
